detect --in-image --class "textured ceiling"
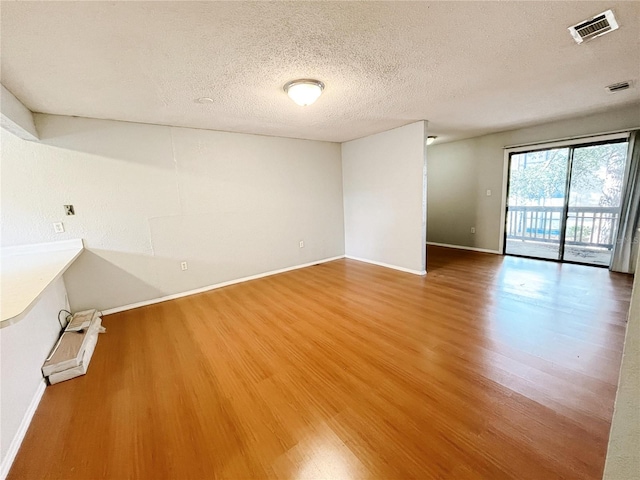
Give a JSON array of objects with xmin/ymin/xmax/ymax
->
[{"xmin": 1, "ymin": 1, "xmax": 639, "ymax": 143}]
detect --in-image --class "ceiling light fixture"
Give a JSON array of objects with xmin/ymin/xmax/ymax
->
[
  {"xmin": 196, "ymin": 97, "xmax": 214, "ymax": 104},
  {"xmin": 426, "ymin": 136, "xmax": 438, "ymax": 145},
  {"xmin": 284, "ymin": 79, "xmax": 324, "ymax": 106}
]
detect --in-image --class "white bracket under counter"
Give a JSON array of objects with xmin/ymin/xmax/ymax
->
[{"xmin": 1, "ymin": 239, "xmax": 84, "ymax": 328}]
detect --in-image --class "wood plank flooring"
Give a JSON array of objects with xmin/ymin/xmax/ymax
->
[{"xmin": 8, "ymin": 247, "xmax": 634, "ymax": 479}]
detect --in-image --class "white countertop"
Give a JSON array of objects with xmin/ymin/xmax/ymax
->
[{"xmin": 1, "ymin": 239, "xmax": 84, "ymax": 327}]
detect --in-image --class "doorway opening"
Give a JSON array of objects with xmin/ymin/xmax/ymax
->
[{"xmin": 504, "ymin": 138, "xmax": 629, "ymax": 267}]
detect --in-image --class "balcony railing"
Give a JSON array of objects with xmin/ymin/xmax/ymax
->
[{"xmin": 506, "ymin": 206, "xmax": 619, "ymax": 249}]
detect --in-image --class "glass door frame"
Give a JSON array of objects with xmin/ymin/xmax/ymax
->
[{"xmin": 502, "ymin": 136, "xmax": 630, "ymax": 267}]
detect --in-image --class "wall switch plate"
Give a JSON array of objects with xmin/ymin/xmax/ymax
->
[
  {"xmin": 486, "ymin": 189, "xmax": 492, "ymax": 196},
  {"xmin": 471, "ymin": 227, "xmax": 476, "ymax": 234},
  {"xmin": 180, "ymin": 261, "xmax": 188, "ymax": 271},
  {"xmin": 64, "ymin": 205, "xmax": 75, "ymax": 215},
  {"xmin": 53, "ymin": 222, "xmax": 64, "ymax": 233},
  {"xmin": 299, "ymin": 240, "xmax": 304, "ymax": 248}
]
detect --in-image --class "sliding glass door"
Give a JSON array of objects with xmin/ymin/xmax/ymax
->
[
  {"xmin": 505, "ymin": 139, "xmax": 629, "ymax": 266},
  {"xmin": 505, "ymin": 148, "xmax": 569, "ymax": 260},
  {"xmin": 563, "ymin": 142, "xmax": 628, "ymax": 266}
]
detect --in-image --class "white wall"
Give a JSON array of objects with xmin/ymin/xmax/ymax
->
[
  {"xmin": 0, "ymin": 277, "xmax": 67, "ymax": 476},
  {"xmin": 1, "ymin": 114, "xmax": 345, "ymax": 311},
  {"xmin": 427, "ymin": 104, "xmax": 640, "ymax": 251},
  {"xmin": 342, "ymin": 121, "xmax": 427, "ymax": 274},
  {"xmin": 604, "ymin": 250, "xmax": 640, "ymax": 479}
]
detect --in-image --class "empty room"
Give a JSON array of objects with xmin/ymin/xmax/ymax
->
[{"xmin": 1, "ymin": 1, "xmax": 639, "ymax": 479}]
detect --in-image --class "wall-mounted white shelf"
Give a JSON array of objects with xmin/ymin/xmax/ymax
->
[{"xmin": 1, "ymin": 239, "xmax": 84, "ymax": 327}]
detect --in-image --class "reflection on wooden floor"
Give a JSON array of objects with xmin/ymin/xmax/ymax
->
[{"xmin": 9, "ymin": 246, "xmax": 633, "ymax": 479}]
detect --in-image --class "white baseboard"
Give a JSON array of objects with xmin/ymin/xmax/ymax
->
[
  {"xmin": 0, "ymin": 380, "xmax": 46, "ymax": 480},
  {"xmin": 344, "ymin": 255, "xmax": 426, "ymax": 276},
  {"xmin": 102, "ymin": 255, "xmax": 346, "ymax": 316},
  {"xmin": 427, "ymin": 242, "xmax": 501, "ymax": 255}
]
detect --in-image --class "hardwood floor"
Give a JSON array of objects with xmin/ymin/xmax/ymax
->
[{"xmin": 9, "ymin": 247, "xmax": 633, "ymax": 479}]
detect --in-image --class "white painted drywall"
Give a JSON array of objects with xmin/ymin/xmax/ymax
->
[
  {"xmin": 0, "ymin": 277, "xmax": 67, "ymax": 474},
  {"xmin": 0, "ymin": 85, "xmax": 38, "ymax": 141},
  {"xmin": 0, "ymin": 114, "xmax": 345, "ymax": 311},
  {"xmin": 427, "ymin": 104, "xmax": 640, "ymax": 251},
  {"xmin": 603, "ymin": 250, "xmax": 640, "ymax": 479},
  {"xmin": 342, "ymin": 121, "xmax": 427, "ymax": 274}
]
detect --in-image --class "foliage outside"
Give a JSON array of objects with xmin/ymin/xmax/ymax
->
[
  {"xmin": 508, "ymin": 142, "xmax": 628, "ymax": 245},
  {"xmin": 509, "ymin": 142, "xmax": 628, "ymax": 207}
]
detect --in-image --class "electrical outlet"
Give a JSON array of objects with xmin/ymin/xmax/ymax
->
[
  {"xmin": 181, "ymin": 261, "xmax": 188, "ymax": 271},
  {"xmin": 486, "ymin": 189, "xmax": 492, "ymax": 196},
  {"xmin": 471, "ymin": 227, "xmax": 476, "ymax": 234},
  {"xmin": 64, "ymin": 205, "xmax": 75, "ymax": 215},
  {"xmin": 299, "ymin": 240, "xmax": 304, "ymax": 248},
  {"xmin": 53, "ymin": 222, "xmax": 64, "ymax": 233}
]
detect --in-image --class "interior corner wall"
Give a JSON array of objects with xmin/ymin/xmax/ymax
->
[
  {"xmin": 427, "ymin": 104, "xmax": 640, "ymax": 251},
  {"xmin": 603, "ymin": 250, "xmax": 640, "ymax": 479},
  {"xmin": 0, "ymin": 277, "xmax": 66, "ymax": 474},
  {"xmin": 0, "ymin": 114, "xmax": 345, "ymax": 311},
  {"xmin": 341, "ymin": 121, "xmax": 427, "ymax": 274}
]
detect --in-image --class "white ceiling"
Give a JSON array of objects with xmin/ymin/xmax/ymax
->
[{"xmin": 1, "ymin": 1, "xmax": 639, "ymax": 143}]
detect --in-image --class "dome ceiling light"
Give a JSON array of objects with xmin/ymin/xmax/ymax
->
[
  {"xmin": 426, "ymin": 136, "xmax": 438, "ymax": 145},
  {"xmin": 284, "ymin": 79, "xmax": 325, "ymax": 106}
]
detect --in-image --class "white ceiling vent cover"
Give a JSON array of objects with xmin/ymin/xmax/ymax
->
[
  {"xmin": 606, "ymin": 81, "xmax": 632, "ymax": 93},
  {"xmin": 569, "ymin": 10, "xmax": 619, "ymax": 44}
]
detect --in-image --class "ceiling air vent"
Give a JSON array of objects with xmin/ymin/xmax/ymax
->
[
  {"xmin": 606, "ymin": 81, "xmax": 632, "ymax": 93},
  {"xmin": 568, "ymin": 10, "xmax": 619, "ymax": 44}
]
